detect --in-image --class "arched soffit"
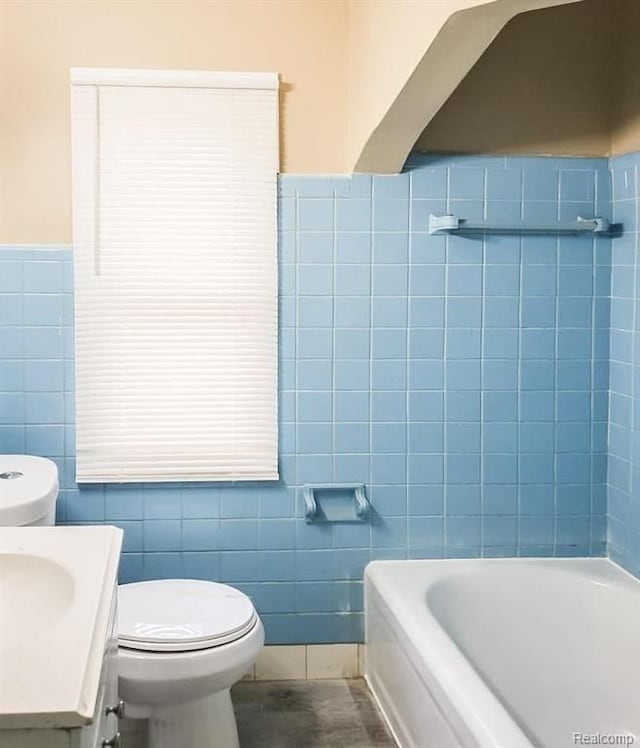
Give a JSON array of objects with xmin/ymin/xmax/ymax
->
[{"xmin": 350, "ymin": 0, "xmax": 584, "ymax": 174}]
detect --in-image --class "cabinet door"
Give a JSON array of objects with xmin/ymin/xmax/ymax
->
[{"xmin": 78, "ymin": 586, "xmax": 120, "ymax": 748}]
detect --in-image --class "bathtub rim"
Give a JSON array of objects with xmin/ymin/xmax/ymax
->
[{"xmin": 364, "ymin": 557, "xmax": 638, "ymax": 748}]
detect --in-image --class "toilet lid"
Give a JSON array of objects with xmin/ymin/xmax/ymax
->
[{"xmin": 118, "ymin": 580, "xmax": 257, "ymax": 652}]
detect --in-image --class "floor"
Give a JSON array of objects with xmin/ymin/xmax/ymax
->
[
  {"xmin": 120, "ymin": 678, "xmax": 396, "ymax": 748},
  {"xmin": 233, "ymin": 679, "xmax": 396, "ymax": 748}
]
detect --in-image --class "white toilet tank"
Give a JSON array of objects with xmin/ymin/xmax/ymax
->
[{"xmin": 0, "ymin": 455, "xmax": 59, "ymax": 526}]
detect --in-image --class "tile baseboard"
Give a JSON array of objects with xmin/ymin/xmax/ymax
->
[{"xmin": 244, "ymin": 643, "xmax": 366, "ymax": 681}]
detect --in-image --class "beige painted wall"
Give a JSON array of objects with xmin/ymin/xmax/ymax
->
[
  {"xmin": 415, "ymin": 0, "xmax": 640, "ymax": 156},
  {"xmin": 4, "ymin": 0, "xmax": 510, "ymax": 242},
  {"xmin": 1, "ymin": 0, "xmax": 638, "ymax": 243},
  {"xmin": 346, "ymin": 0, "xmax": 500, "ymax": 169},
  {"xmin": 0, "ymin": 0, "xmax": 348, "ymax": 244}
]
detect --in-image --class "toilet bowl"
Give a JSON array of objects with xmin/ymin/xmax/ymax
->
[{"xmin": 117, "ymin": 579, "xmax": 263, "ymax": 748}]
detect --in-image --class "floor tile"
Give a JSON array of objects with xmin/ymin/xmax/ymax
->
[{"xmin": 233, "ymin": 678, "xmax": 396, "ymax": 748}]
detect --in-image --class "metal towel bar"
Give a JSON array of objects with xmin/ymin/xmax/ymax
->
[{"xmin": 428, "ymin": 214, "xmax": 611, "ymax": 235}]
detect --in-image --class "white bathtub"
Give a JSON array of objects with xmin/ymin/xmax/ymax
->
[{"xmin": 365, "ymin": 559, "xmax": 640, "ymax": 748}]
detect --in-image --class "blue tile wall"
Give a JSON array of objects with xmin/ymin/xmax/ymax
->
[
  {"xmin": 0, "ymin": 153, "xmax": 626, "ymax": 645},
  {"xmin": 608, "ymin": 151, "xmax": 640, "ymax": 577}
]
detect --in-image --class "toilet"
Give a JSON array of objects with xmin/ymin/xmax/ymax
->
[
  {"xmin": 117, "ymin": 579, "xmax": 264, "ymax": 748},
  {"xmin": 0, "ymin": 455, "xmax": 261, "ymax": 746}
]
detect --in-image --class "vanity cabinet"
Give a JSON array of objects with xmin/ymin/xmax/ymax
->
[
  {"xmin": 78, "ymin": 604, "xmax": 121, "ymax": 748},
  {"xmin": 0, "ymin": 528, "xmax": 124, "ymax": 748},
  {"xmin": 3, "ymin": 583, "xmax": 121, "ymax": 748}
]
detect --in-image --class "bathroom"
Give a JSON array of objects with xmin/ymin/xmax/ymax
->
[{"xmin": 0, "ymin": 0, "xmax": 638, "ymax": 746}]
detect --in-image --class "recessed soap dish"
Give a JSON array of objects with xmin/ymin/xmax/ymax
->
[{"xmin": 303, "ymin": 484, "xmax": 370, "ymax": 523}]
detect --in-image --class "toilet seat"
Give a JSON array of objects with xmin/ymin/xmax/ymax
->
[{"xmin": 118, "ymin": 579, "xmax": 258, "ymax": 652}]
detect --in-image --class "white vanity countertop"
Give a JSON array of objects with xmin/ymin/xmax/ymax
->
[{"xmin": 0, "ymin": 526, "xmax": 123, "ymax": 729}]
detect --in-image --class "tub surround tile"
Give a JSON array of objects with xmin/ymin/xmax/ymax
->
[
  {"xmin": 607, "ymin": 151, "xmax": 639, "ymax": 578},
  {"xmin": 0, "ymin": 153, "xmax": 629, "ymax": 648}
]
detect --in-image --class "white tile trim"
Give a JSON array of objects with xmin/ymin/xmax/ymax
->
[{"xmin": 244, "ymin": 644, "xmax": 365, "ymax": 681}]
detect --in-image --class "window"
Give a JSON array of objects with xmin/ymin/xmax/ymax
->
[{"xmin": 71, "ymin": 68, "xmax": 279, "ymax": 482}]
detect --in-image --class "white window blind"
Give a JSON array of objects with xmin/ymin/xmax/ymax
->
[{"xmin": 70, "ymin": 69, "xmax": 279, "ymax": 483}]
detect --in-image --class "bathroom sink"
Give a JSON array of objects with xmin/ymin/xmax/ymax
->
[
  {"xmin": 0, "ymin": 553, "xmax": 75, "ymax": 651},
  {"xmin": 0, "ymin": 526, "xmax": 122, "ymax": 728}
]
